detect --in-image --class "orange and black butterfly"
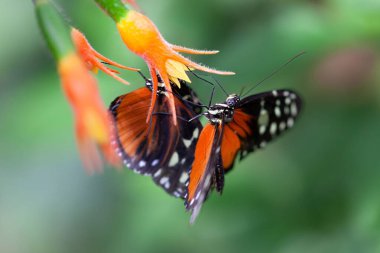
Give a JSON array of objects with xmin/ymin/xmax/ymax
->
[
  {"xmin": 185, "ymin": 90, "xmax": 302, "ymax": 222},
  {"xmin": 109, "ymin": 76, "xmax": 202, "ymax": 198}
]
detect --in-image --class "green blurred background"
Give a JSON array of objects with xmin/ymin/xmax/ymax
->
[{"xmin": 1, "ymin": 0, "xmax": 380, "ymax": 252}]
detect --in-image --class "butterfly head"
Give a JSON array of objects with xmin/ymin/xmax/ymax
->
[
  {"xmin": 207, "ymin": 95, "xmax": 239, "ymax": 124},
  {"xmin": 225, "ymin": 94, "xmax": 240, "ymax": 108}
]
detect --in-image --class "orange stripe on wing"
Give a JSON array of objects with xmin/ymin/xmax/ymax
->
[
  {"xmin": 187, "ymin": 124, "xmax": 216, "ymax": 202},
  {"xmin": 229, "ymin": 110, "xmax": 253, "ymax": 138},
  {"xmin": 221, "ymin": 125, "xmax": 241, "ymax": 170},
  {"xmin": 221, "ymin": 109, "xmax": 253, "ymax": 170}
]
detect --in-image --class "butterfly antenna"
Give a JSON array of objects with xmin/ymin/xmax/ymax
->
[
  {"xmin": 239, "ymin": 86, "xmax": 246, "ymax": 97},
  {"xmin": 152, "ymin": 112, "xmax": 190, "ymax": 122},
  {"xmin": 137, "ymin": 70, "xmax": 149, "ymax": 81},
  {"xmin": 187, "ymin": 68, "xmax": 229, "ymax": 97},
  {"xmin": 242, "ymin": 51, "xmax": 306, "ymax": 97},
  {"xmin": 209, "ymin": 76, "xmax": 229, "ymax": 97},
  {"xmin": 164, "ymin": 88, "xmax": 208, "ymax": 108},
  {"xmin": 208, "ymin": 85, "xmax": 215, "ymax": 107}
]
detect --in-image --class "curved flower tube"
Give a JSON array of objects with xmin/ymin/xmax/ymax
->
[
  {"xmin": 58, "ymin": 53, "xmax": 120, "ymax": 172},
  {"xmin": 71, "ymin": 28, "xmax": 139, "ymax": 85}
]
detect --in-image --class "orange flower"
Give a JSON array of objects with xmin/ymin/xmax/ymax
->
[
  {"xmin": 58, "ymin": 52, "xmax": 120, "ymax": 173},
  {"xmin": 71, "ymin": 28, "xmax": 139, "ymax": 85},
  {"xmin": 116, "ymin": 10, "xmax": 235, "ymax": 124}
]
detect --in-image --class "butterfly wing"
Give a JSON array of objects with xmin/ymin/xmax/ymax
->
[
  {"xmin": 221, "ymin": 89, "xmax": 302, "ymax": 171},
  {"xmin": 186, "ymin": 123, "xmax": 223, "ymax": 223},
  {"xmin": 110, "ymin": 87, "xmax": 202, "ymax": 198}
]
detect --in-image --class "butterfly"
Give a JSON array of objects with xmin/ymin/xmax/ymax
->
[
  {"xmin": 109, "ymin": 76, "xmax": 202, "ymax": 198},
  {"xmin": 185, "ymin": 89, "xmax": 302, "ymax": 223}
]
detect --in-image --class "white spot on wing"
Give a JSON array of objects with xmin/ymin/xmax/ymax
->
[
  {"xmin": 279, "ymin": 122, "xmax": 286, "ymax": 131},
  {"xmin": 168, "ymin": 152, "xmax": 179, "ymax": 167},
  {"xmin": 258, "ymin": 109, "xmax": 269, "ymax": 131},
  {"xmin": 274, "ymin": 107, "xmax": 281, "ymax": 117},
  {"xmin": 272, "ymin": 90, "xmax": 278, "ymax": 96},
  {"xmin": 291, "ymin": 103, "xmax": 298, "ymax": 116},
  {"xmin": 183, "ymin": 139, "xmax": 192, "ymax": 148},
  {"xmin": 154, "ymin": 169, "xmax": 162, "ymax": 178},
  {"xmin": 138, "ymin": 160, "xmax": 146, "ymax": 167},
  {"xmin": 179, "ymin": 172, "xmax": 189, "ymax": 183},
  {"xmin": 204, "ymin": 174, "xmax": 212, "ymax": 188},
  {"xmin": 160, "ymin": 176, "xmax": 169, "ymax": 185},
  {"xmin": 259, "ymin": 125, "xmax": 266, "ymax": 135},
  {"xmin": 260, "ymin": 141, "xmax": 267, "ymax": 148},
  {"xmin": 193, "ymin": 128, "xmax": 199, "ymax": 138},
  {"xmin": 287, "ymin": 118, "xmax": 294, "ymax": 128},
  {"xmin": 270, "ymin": 122, "xmax": 277, "ymax": 135},
  {"xmin": 151, "ymin": 159, "xmax": 159, "ymax": 166}
]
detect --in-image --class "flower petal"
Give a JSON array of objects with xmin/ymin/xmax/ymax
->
[
  {"xmin": 165, "ymin": 59, "xmax": 191, "ymax": 85},
  {"xmin": 171, "ymin": 44, "xmax": 219, "ymax": 55},
  {"xmin": 173, "ymin": 53, "xmax": 235, "ymax": 76},
  {"xmin": 71, "ymin": 28, "xmax": 137, "ymax": 85}
]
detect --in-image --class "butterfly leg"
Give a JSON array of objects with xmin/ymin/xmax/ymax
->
[{"xmin": 152, "ymin": 112, "xmax": 190, "ymax": 122}]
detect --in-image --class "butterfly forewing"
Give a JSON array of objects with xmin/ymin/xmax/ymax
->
[{"xmin": 221, "ymin": 89, "xmax": 302, "ymax": 171}]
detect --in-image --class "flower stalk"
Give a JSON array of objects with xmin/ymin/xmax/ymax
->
[
  {"xmin": 34, "ymin": 0, "xmax": 120, "ymax": 172},
  {"xmin": 95, "ymin": 0, "xmax": 129, "ymax": 22}
]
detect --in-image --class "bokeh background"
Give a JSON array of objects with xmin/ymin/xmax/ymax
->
[{"xmin": 1, "ymin": 0, "xmax": 380, "ymax": 252}]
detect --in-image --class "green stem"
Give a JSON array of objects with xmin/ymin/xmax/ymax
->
[
  {"xmin": 94, "ymin": 0, "xmax": 129, "ymax": 23},
  {"xmin": 34, "ymin": 0, "xmax": 74, "ymax": 61}
]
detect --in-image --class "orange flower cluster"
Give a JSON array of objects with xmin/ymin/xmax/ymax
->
[{"xmin": 52, "ymin": 1, "xmax": 234, "ymax": 171}]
